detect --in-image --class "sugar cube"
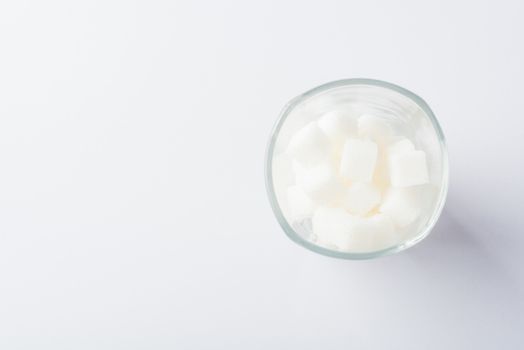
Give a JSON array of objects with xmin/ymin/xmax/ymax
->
[
  {"xmin": 299, "ymin": 163, "xmax": 345, "ymax": 205},
  {"xmin": 312, "ymin": 207, "xmax": 355, "ymax": 250},
  {"xmin": 286, "ymin": 185, "xmax": 317, "ymax": 222},
  {"xmin": 358, "ymin": 114, "xmax": 394, "ymax": 144},
  {"xmin": 291, "ymin": 160, "xmax": 307, "ymax": 185},
  {"xmin": 287, "ymin": 122, "xmax": 330, "ymax": 166},
  {"xmin": 343, "ymin": 182, "xmax": 381, "ymax": 216},
  {"xmin": 272, "ymin": 153, "xmax": 295, "ymax": 190},
  {"xmin": 379, "ymin": 188, "xmax": 420, "ymax": 227},
  {"xmin": 347, "ymin": 214, "xmax": 397, "ymax": 252},
  {"xmin": 372, "ymin": 152, "xmax": 390, "ymax": 191},
  {"xmin": 369, "ymin": 214, "xmax": 401, "ymax": 250},
  {"xmin": 387, "ymin": 138, "xmax": 415, "ymax": 157},
  {"xmin": 340, "ymin": 138, "xmax": 378, "ymax": 182},
  {"xmin": 389, "ymin": 150, "xmax": 429, "ymax": 187},
  {"xmin": 317, "ymin": 110, "xmax": 355, "ymax": 148}
]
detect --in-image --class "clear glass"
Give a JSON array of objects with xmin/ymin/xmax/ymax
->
[{"xmin": 265, "ymin": 78, "xmax": 449, "ymax": 259}]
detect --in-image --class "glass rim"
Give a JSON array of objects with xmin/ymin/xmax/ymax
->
[{"xmin": 265, "ymin": 78, "xmax": 449, "ymax": 260}]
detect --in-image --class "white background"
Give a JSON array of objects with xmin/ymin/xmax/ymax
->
[{"xmin": 1, "ymin": 0, "xmax": 523, "ymax": 348}]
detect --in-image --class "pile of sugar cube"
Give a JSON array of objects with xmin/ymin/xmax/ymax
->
[{"xmin": 279, "ymin": 110, "xmax": 431, "ymax": 253}]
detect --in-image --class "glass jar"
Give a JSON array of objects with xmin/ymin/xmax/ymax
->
[{"xmin": 265, "ymin": 78, "xmax": 449, "ymax": 259}]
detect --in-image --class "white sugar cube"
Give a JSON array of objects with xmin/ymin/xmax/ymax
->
[
  {"xmin": 300, "ymin": 163, "xmax": 345, "ymax": 205},
  {"xmin": 369, "ymin": 214, "xmax": 401, "ymax": 250},
  {"xmin": 347, "ymin": 214, "xmax": 397, "ymax": 252},
  {"xmin": 340, "ymin": 138, "xmax": 378, "ymax": 182},
  {"xmin": 317, "ymin": 110, "xmax": 355, "ymax": 148},
  {"xmin": 372, "ymin": 152, "xmax": 390, "ymax": 191},
  {"xmin": 291, "ymin": 160, "xmax": 307, "ymax": 185},
  {"xmin": 272, "ymin": 153, "xmax": 295, "ymax": 189},
  {"xmin": 379, "ymin": 188, "xmax": 420, "ymax": 227},
  {"xmin": 343, "ymin": 182, "xmax": 381, "ymax": 216},
  {"xmin": 389, "ymin": 150, "xmax": 429, "ymax": 187},
  {"xmin": 287, "ymin": 122, "xmax": 330, "ymax": 166},
  {"xmin": 312, "ymin": 207, "xmax": 355, "ymax": 250},
  {"xmin": 387, "ymin": 138, "xmax": 415, "ymax": 157},
  {"xmin": 358, "ymin": 114, "xmax": 394, "ymax": 144},
  {"xmin": 410, "ymin": 184, "xmax": 438, "ymax": 212},
  {"xmin": 286, "ymin": 185, "xmax": 316, "ymax": 221}
]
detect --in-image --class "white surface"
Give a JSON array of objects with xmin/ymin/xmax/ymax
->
[{"xmin": 0, "ymin": 0, "xmax": 523, "ymax": 348}]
